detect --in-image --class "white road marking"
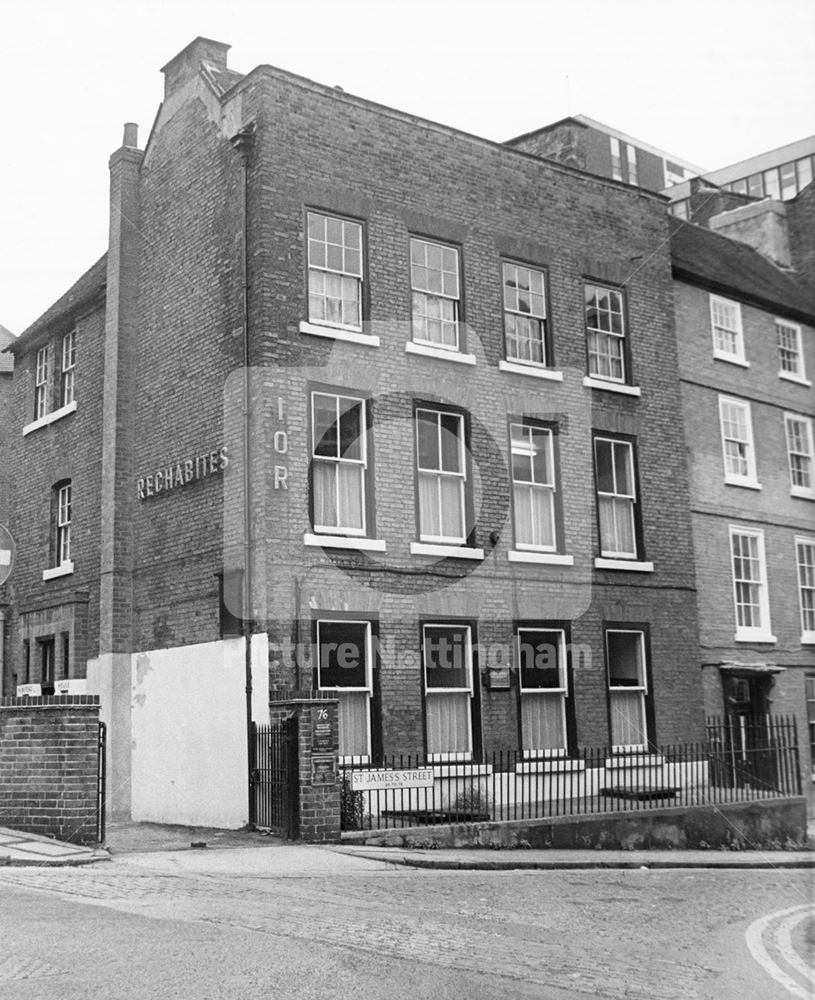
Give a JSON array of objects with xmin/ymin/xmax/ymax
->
[
  {"xmin": 777, "ymin": 909, "xmax": 815, "ymax": 988},
  {"xmin": 745, "ymin": 903, "xmax": 815, "ymax": 999}
]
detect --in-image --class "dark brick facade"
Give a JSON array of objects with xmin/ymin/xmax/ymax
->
[
  {"xmin": 0, "ymin": 696, "xmax": 101, "ymax": 844},
  {"xmin": 2, "ymin": 40, "xmax": 713, "ymax": 824},
  {"xmin": 673, "ymin": 272, "xmax": 815, "ymax": 805}
]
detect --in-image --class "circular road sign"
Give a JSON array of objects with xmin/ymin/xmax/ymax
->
[{"xmin": 0, "ymin": 523, "xmax": 15, "ymax": 586}]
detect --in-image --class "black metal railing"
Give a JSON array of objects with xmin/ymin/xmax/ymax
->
[
  {"xmin": 97, "ymin": 721, "xmax": 107, "ymax": 844},
  {"xmin": 253, "ymin": 718, "xmax": 299, "ymax": 838},
  {"xmin": 340, "ymin": 715, "xmax": 800, "ymax": 832}
]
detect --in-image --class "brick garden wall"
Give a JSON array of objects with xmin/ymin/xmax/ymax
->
[{"xmin": 0, "ymin": 696, "xmax": 101, "ymax": 844}]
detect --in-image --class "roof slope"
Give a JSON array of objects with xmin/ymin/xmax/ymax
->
[
  {"xmin": 11, "ymin": 254, "xmax": 107, "ymax": 353},
  {"xmin": 669, "ymin": 217, "xmax": 815, "ymax": 324}
]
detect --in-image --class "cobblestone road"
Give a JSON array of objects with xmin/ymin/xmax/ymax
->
[{"xmin": 0, "ymin": 851, "xmax": 810, "ymax": 999}]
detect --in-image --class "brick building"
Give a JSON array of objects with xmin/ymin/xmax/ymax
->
[
  {"xmin": 670, "ymin": 217, "xmax": 815, "ymax": 807},
  {"xmin": 3, "ymin": 38, "xmax": 706, "ymax": 827}
]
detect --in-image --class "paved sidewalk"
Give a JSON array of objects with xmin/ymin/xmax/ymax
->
[
  {"xmin": 0, "ymin": 827, "xmax": 108, "ymax": 867},
  {"xmin": 334, "ymin": 844, "xmax": 815, "ymax": 870}
]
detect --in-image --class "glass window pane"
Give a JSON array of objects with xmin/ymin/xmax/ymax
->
[
  {"xmin": 519, "ymin": 630, "xmax": 563, "ymax": 689},
  {"xmin": 595, "ymin": 439, "xmax": 614, "ymax": 493},
  {"xmin": 424, "ymin": 625, "xmax": 470, "ymax": 689},
  {"xmin": 607, "ymin": 632, "xmax": 644, "ymax": 686},
  {"xmin": 439, "ymin": 413, "xmax": 462, "ymax": 472},
  {"xmin": 313, "ymin": 394, "xmax": 338, "ymax": 457},
  {"xmin": 417, "ymin": 411, "xmax": 440, "ymax": 470},
  {"xmin": 317, "ymin": 621, "xmax": 368, "ymax": 688}
]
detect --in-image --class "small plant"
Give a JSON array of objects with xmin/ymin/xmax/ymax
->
[{"xmin": 450, "ymin": 787, "xmax": 490, "ymax": 819}]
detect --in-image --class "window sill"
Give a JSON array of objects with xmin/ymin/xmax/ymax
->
[
  {"xmin": 734, "ymin": 631, "xmax": 777, "ymax": 644},
  {"xmin": 498, "ymin": 360, "xmax": 563, "ymax": 382},
  {"xmin": 410, "ymin": 542, "xmax": 484, "ymax": 560},
  {"xmin": 605, "ymin": 753, "xmax": 663, "ymax": 768},
  {"xmin": 304, "ymin": 533, "xmax": 386, "ymax": 552},
  {"xmin": 791, "ymin": 487, "xmax": 814, "ymax": 500},
  {"xmin": 582, "ymin": 376, "xmax": 641, "ymax": 397},
  {"xmin": 23, "ymin": 400, "xmax": 77, "ymax": 437},
  {"xmin": 429, "ymin": 763, "xmax": 493, "ymax": 777},
  {"xmin": 508, "ymin": 550, "xmax": 574, "ymax": 566},
  {"xmin": 800, "ymin": 633, "xmax": 815, "ymax": 645},
  {"xmin": 713, "ymin": 352, "xmax": 750, "ymax": 368},
  {"xmin": 42, "ymin": 561, "xmax": 74, "ymax": 581},
  {"xmin": 405, "ymin": 341, "xmax": 476, "ymax": 365},
  {"xmin": 299, "ymin": 321, "xmax": 380, "ymax": 348},
  {"xmin": 515, "ymin": 759, "xmax": 585, "ymax": 774},
  {"xmin": 724, "ymin": 477, "xmax": 762, "ymax": 491},
  {"xmin": 594, "ymin": 558, "xmax": 654, "ymax": 572},
  {"xmin": 779, "ymin": 371, "xmax": 811, "ymax": 387}
]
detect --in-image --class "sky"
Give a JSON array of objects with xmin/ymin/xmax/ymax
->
[{"xmin": 2, "ymin": 0, "xmax": 814, "ymax": 336}]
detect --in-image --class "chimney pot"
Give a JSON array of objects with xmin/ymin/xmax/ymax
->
[{"xmin": 123, "ymin": 123, "xmax": 139, "ymax": 148}]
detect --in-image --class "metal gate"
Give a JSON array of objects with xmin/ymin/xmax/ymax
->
[
  {"xmin": 252, "ymin": 717, "xmax": 300, "ymax": 839},
  {"xmin": 97, "ymin": 721, "xmax": 107, "ymax": 844}
]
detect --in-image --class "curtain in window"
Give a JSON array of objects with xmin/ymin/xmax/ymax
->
[
  {"xmin": 609, "ymin": 690, "xmax": 646, "ymax": 746},
  {"xmin": 419, "ymin": 473, "xmax": 463, "ymax": 540},
  {"xmin": 314, "ymin": 462, "xmax": 363, "ymax": 531},
  {"xmin": 337, "ymin": 691, "xmax": 369, "ymax": 757},
  {"xmin": 599, "ymin": 496, "xmax": 635, "ymax": 555},
  {"xmin": 426, "ymin": 692, "xmax": 470, "ymax": 755},
  {"xmin": 513, "ymin": 484, "xmax": 554, "ymax": 548},
  {"xmin": 521, "ymin": 692, "xmax": 565, "ymax": 751}
]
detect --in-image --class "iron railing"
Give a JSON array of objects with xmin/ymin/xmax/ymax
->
[
  {"xmin": 97, "ymin": 721, "xmax": 107, "ymax": 844},
  {"xmin": 253, "ymin": 718, "xmax": 299, "ymax": 839},
  {"xmin": 340, "ymin": 715, "xmax": 800, "ymax": 832}
]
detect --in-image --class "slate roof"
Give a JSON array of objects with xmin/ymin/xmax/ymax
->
[
  {"xmin": 669, "ymin": 217, "xmax": 815, "ymax": 325},
  {"xmin": 10, "ymin": 254, "xmax": 107, "ymax": 354}
]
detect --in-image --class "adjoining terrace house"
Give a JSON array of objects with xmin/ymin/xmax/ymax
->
[
  {"xmin": 3, "ymin": 38, "xmax": 706, "ymax": 830},
  {"xmin": 670, "ymin": 215, "xmax": 815, "ymax": 812}
]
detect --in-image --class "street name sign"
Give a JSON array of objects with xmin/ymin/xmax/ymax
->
[{"xmin": 350, "ymin": 768, "xmax": 435, "ymax": 792}]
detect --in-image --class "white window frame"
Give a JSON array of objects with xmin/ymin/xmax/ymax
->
[
  {"xmin": 710, "ymin": 295, "xmax": 746, "ymax": 365},
  {"xmin": 609, "ymin": 137, "xmax": 622, "ymax": 181},
  {"xmin": 776, "ymin": 320, "xmax": 807, "ymax": 383},
  {"xmin": 594, "ymin": 437, "xmax": 639, "ymax": 560},
  {"xmin": 35, "ymin": 346, "xmax": 49, "ymax": 420},
  {"xmin": 719, "ymin": 396, "xmax": 760, "ymax": 489},
  {"xmin": 626, "ymin": 145, "xmax": 638, "ymax": 186},
  {"xmin": 585, "ymin": 283, "xmax": 627, "ymax": 384},
  {"xmin": 315, "ymin": 619, "xmax": 372, "ymax": 762},
  {"xmin": 61, "ymin": 331, "xmax": 76, "ymax": 407},
  {"xmin": 57, "ymin": 483, "xmax": 71, "ymax": 566},
  {"xmin": 422, "ymin": 623, "xmax": 474, "ymax": 762},
  {"xmin": 606, "ymin": 629, "xmax": 648, "ymax": 751},
  {"xmin": 306, "ymin": 211, "xmax": 363, "ymax": 333},
  {"xmin": 784, "ymin": 413, "xmax": 814, "ymax": 499},
  {"xmin": 310, "ymin": 391, "xmax": 368, "ymax": 537},
  {"xmin": 517, "ymin": 627, "xmax": 568, "ymax": 757},
  {"xmin": 416, "ymin": 408, "xmax": 467, "ymax": 545},
  {"xmin": 510, "ymin": 423, "xmax": 557, "ymax": 552},
  {"xmin": 410, "ymin": 238, "xmax": 460, "ymax": 351},
  {"xmin": 503, "ymin": 262, "xmax": 548, "ymax": 367},
  {"xmin": 797, "ymin": 538, "xmax": 815, "ymax": 644},
  {"xmin": 730, "ymin": 526, "xmax": 774, "ymax": 643}
]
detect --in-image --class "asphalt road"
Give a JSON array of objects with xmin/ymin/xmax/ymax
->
[{"xmin": 0, "ymin": 848, "xmax": 811, "ymax": 999}]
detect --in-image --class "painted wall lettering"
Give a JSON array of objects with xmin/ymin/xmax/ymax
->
[{"xmin": 137, "ymin": 445, "xmax": 229, "ymax": 500}]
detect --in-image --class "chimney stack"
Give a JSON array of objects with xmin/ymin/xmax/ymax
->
[{"xmin": 160, "ymin": 37, "xmax": 230, "ymax": 98}]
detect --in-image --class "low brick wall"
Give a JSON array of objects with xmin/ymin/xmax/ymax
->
[
  {"xmin": 344, "ymin": 797, "xmax": 808, "ymax": 851},
  {"xmin": 0, "ymin": 696, "xmax": 101, "ymax": 845}
]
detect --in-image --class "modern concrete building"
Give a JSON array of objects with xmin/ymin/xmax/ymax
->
[
  {"xmin": 506, "ymin": 114, "xmax": 703, "ymax": 193},
  {"xmin": 667, "ymin": 135, "xmax": 815, "ymax": 220},
  {"xmin": 2, "ymin": 38, "xmax": 720, "ymax": 828}
]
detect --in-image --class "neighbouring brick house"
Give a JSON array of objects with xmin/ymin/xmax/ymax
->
[
  {"xmin": 669, "ymin": 216, "xmax": 815, "ymax": 809},
  {"xmin": 3, "ymin": 37, "xmax": 707, "ymax": 828}
]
